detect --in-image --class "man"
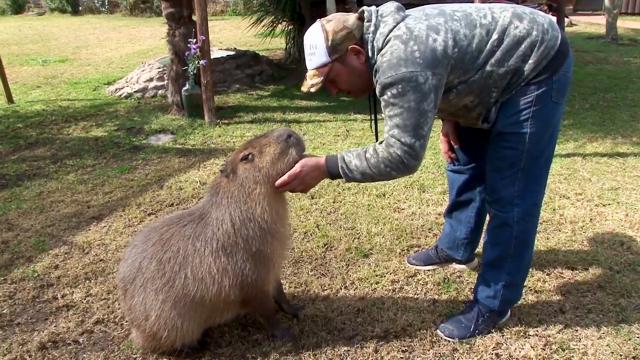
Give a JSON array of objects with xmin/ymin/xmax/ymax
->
[{"xmin": 275, "ymin": 1, "xmax": 572, "ymax": 341}]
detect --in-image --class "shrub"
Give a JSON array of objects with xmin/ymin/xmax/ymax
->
[
  {"xmin": 226, "ymin": 0, "xmax": 246, "ymax": 16},
  {"xmin": 4, "ymin": 0, "xmax": 28, "ymax": 14},
  {"xmin": 207, "ymin": 0, "xmax": 229, "ymax": 16},
  {"xmin": 44, "ymin": 0, "xmax": 80, "ymax": 14},
  {"xmin": 118, "ymin": 0, "xmax": 161, "ymax": 16},
  {"xmin": 0, "ymin": 1, "xmax": 8, "ymax": 15},
  {"xmin": 80, "ymin": 0, "xmax": 119, "ymax": 14}
]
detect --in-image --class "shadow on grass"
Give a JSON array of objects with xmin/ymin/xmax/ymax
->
[
  {"xmin": 520, "ymin": 231, "xmax": 640, "ymax": 328},
  {"xmin": 0, "ymin": 82, "xmax": 376, "ymax": 277},
  {"xmin": 160, "ymin": 232, "xmax": 639, "ymax": 358},
  {"xmin": 215, "ymin": 85, "xmax": 371, "ymax": 124},
  {"xmin": 185, "ymin": 295, "xmax": 463, "ymax": 359},
  {"xmin": 555, "ymin": 151, "xmax": 640, "ymax": 158},
  {"xmin": 0, "ymin": 99, "xmax": 233, "ymax": 276}
]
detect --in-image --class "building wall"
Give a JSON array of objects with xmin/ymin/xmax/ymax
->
[{"xmin": 574, "ymin": 0, "xmax": 640, "ymax": 14}]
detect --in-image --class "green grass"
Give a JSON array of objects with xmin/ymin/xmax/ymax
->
[{"xmin": 1, "ymin": 15, "xmax": 639, "ymax": 360}]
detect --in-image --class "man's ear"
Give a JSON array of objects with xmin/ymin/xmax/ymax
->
[{"xmin": 347, "ymin": 44, "xmax": 367, "ymax": 64}]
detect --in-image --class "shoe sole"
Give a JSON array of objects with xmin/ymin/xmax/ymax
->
[
  {"xmin": 405, "ymin": 257, "xmax": 479, "ymax": 272},
  {"xmin": 435, "ymin": 309, "xmax": 511, "ymax": 343}
]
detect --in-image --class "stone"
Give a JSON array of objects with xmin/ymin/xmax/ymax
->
[
  {"xmin": 146, "ymin": 133, "xmax": 176, "ymax": 145},
  {"xmin": 148, "ymin": 81, "xmax": 166, "ymax": 91},
  {"xmin": 132, "ymin": 84, "xmax": 147, "ymax": 94},
  {"xmin": 107, "ymin": 48, "xmax": 281, "ymax": 99},
  {"xmin": 144, "ymin": 90, "xmax": 158, "ymax": 98}
]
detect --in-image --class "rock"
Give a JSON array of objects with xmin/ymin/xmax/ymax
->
[
  {"xmin": 132, "ymin": 84, "xmax": 147, "ymax": 94},
  {"xmin": 146, "ymin": 133, "xmax": 176, "ymax": 145},
  {"xmin": 144, "ymin": 90, "xmax": 158, "ymax": 98},
  {"xmin": 107, "ymin": 48, "xmax": 282, "ymax": 99},
  {"xmin": 148, "ymin": 81, "xmax": 166, "ymax": 91}
]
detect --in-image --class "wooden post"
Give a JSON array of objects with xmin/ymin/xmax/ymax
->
[
  {"xmin": 194, "ymin": 0, "xmax": 216, "ymax": 124},
  {"xmin": 0, "ymin": 56, "xmax": 15, "ymax": 105}
]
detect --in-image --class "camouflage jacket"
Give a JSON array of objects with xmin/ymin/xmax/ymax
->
[{"xmin": 334, "ymin": 1, "xmax": 562, "ymax": 182}]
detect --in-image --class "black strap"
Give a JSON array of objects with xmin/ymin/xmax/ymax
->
[{"xmin": 368, "ymin": 92, "xmax": 379, "ymax": 143}]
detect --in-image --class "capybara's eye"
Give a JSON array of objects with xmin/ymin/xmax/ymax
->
[{"xmin": 240, "ymin": 152, "xmax": 254, "ymax": 162}]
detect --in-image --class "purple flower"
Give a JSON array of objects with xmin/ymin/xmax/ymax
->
[
  {"xmin": 199, "ymin": 35, "xmax": 206, "ymax": 41},
  {"xmin": 199, "ymin": 60, "xmax": 208, "ymax": 66}
]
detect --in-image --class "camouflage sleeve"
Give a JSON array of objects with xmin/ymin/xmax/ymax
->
[{"xmin": 337, "ymin": 71, "xmax": 445, "ymax": 182}]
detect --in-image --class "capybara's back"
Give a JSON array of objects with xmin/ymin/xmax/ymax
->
[{"xmin": 116, "ymin": 128, "xmax": 305, "ymax": 352}]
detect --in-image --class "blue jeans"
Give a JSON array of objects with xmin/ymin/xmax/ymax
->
[{"xmin": 437, "ymin": 52, "xmax": 573, "ymax": 312}]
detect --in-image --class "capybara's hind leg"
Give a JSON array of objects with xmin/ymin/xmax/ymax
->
[
  {"xmin": 129, "ymin": 322, "xmax": 201, "ymax": 353},
  {"xmin": 130, "ymin": 328, "xmax": 168, "ymax": 353},
  {"xmin": 273, "ymin": 279, "xmax": 302, "ymax": 319},
  {"xmin": 246, "ymin": 291, "xmax": 294, "ymax": 341}
]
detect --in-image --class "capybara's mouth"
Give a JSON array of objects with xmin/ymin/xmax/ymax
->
[{"xmin": 294, "ymin": 142, "xmax": 306, "ymax": 158}]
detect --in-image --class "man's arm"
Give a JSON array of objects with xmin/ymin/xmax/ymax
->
[{"xmin": 335, "ymin": 71, "xmax": 446, "ymax": 182}]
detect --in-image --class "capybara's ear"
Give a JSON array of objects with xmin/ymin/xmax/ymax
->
[{"xmin": 219, "ymin": 160, "xmax": 232, "ymax": 178}]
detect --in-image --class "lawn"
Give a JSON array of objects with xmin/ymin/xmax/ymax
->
[{"xmin": 1, "ymin": 14, "xmax": 639, "ymax": 360}]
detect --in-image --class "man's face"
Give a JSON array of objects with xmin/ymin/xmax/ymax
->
[{"xmin": 321, "ymin": 45, "xmax": 374, "ymax": 98}]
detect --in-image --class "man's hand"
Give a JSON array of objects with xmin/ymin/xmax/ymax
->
[
  {"xmin": 439, "ymin": 119, "xmax": 460, "ymax": 163},
  {"xmin": 275, "ymin": 156, "xmax": 328, "ymax": 193}
]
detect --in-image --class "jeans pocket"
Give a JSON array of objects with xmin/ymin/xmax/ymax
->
[{"xmin": 446, "ymin": 146, "xmax": 472, "ymax": 169}]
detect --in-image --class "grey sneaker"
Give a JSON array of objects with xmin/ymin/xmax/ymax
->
[{"xmin": 405, "ymin": 245, "xmax": 479, "ymax": 271}]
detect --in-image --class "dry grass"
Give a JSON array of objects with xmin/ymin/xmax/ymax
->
[{"xmin": 1, "ymin": 15, "xmax": 639, "ymax": 360}]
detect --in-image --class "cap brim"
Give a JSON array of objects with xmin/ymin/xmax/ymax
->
[{"xmin": 301, "ymin": 67, "xmax": 329, "ymax": 93}]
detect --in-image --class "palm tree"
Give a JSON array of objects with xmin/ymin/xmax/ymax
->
[
  {"xmin": 245, "ymin": 0, "xmax": 308, "ymax": 64},
  {"xmin": 161, "ymin": 0, "xmax": 196, "ymax": 115}
]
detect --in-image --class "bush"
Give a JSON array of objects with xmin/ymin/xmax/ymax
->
[
  {"xmin": 44, "ymin": 0, "xmax": 80, "ymax": 14},
  {"xmin": 118, "ymin": 0, "xmax": 161, "ymax": 16},
  {"xmin": 207, "ymin": 0, "xmax": 227, "ymax": 16},
  {"xmin": 80, "ymin": 0, "xmax": 119, "ymax": 14},
  {"xmin": 226, "ymin": 0, "xmax": 246, "ymax": 16},
  {"xmin": 4, "ymin": 0, "xmax": 28, "ymax": 14},
  {"xmin": 44, "ymin": 0, "xmax": 68, "ymax": 13}
]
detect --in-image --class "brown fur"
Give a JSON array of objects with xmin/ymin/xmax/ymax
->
[{"xmin": 116, "ymin": 128, "xmax": 305, "ymax": 353}]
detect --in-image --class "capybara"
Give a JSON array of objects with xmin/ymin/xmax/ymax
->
[{"xmin": 116, "ymin": 128, "xmax": 305, "ymax": 353}]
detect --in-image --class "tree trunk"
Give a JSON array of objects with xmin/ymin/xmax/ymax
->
[
  {"xmin": 161, "ymin": 0, "xmax": 196, "ymax": 115},
  {"xmin": 604, "ymin": 0, "xmax": 622, "ymax": 42}
]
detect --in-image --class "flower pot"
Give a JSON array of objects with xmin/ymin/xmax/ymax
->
[{"xmin": 181, "ymin": 77, "xmax": 204, "ymax": 119}]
